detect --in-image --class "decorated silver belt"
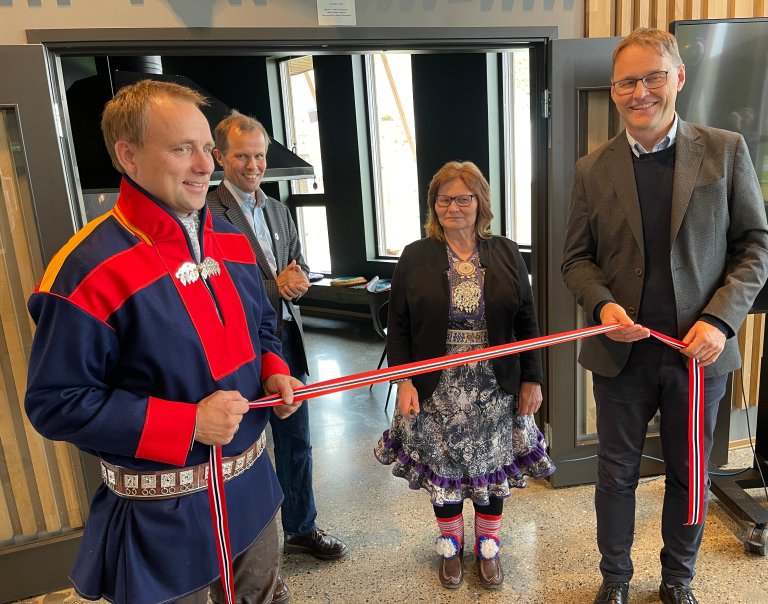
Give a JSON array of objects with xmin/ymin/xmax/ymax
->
[
  {"xmin": 445, "ymin": 329, "xmax": 488, "ymax": 345},
  {"xmin": 100, "ymin": 432, "xmax": 266, "ymax": 500}
]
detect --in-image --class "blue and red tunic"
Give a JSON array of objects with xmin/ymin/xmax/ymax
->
[{"xmin": 25, "ymin": 177, "xmax": 289, "ymax": 603}]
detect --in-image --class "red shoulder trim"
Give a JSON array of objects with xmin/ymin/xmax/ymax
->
[{"xmin": 68, "ymin": 244, "xmax": 167, "ymax": 322}]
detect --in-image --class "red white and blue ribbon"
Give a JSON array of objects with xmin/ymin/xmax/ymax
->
[
  {"xmin": 207, "ymin": 322, "xmax": 706, "ymax": 601},
  {"xmin": 247, "ymin": 323, "xmax": 624, "ymax": 408},
  {"xmin": 648, "ymin": 329, "xmax": 706, "ymax": 525},
  {"xmin": 207, "ymin": 444, "xmax": 235, "ymax": 604}
]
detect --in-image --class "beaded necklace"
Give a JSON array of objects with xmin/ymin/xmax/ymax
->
[{"xmin": 447, "ymin": 244, "xmax": 483, "ymax": 320}]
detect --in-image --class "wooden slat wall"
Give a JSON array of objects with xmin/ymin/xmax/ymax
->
[
  {"xmin": 734, "ymin": 314, "xmax": 765, "ymax": 409},
  {"xmin": 585, "ymin": 2, "xmax": 768, "ymax": 411},
  {"xmin": 587, "ymin": 0, "xmax": 767, "ymax": 36},
  {"xmin": 0, "ymin": 110, "xmax": 87, "ymax": 546}
]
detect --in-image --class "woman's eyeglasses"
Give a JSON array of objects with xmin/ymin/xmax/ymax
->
[{"xmin": 435, "ymin": 194, "xmax": 476, "ymax": 207}]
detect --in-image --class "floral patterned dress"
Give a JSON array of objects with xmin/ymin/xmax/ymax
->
[{"xmin": 374, "ymin": 245, "xmax": 555, "ymax": 506}]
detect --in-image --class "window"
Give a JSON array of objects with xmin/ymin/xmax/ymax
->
[
  {"xmin": 366, "ymin": 53, "xmax": 421, "ymax": 257},
  {"xmin": 280, "ymin": 56, "xmax": 331, "ymax": 273},
  {"xmin": 281, "ymin": 56, "xmax": 324, "ymax": 194},
  {"xmin": 295, "ymin": 206, "xmax": 332, "ymax": 274},
  {"xmin": 503, "ymin": 49, "xmax": 533, "ymax": 246}
]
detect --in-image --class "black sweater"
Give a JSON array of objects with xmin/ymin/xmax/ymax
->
[{"xmin": 633, "ymin": 144, "xmax": 678, "ymax": 337}]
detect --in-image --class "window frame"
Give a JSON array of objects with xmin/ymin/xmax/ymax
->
[
  {"xmin": 278, "ymin": 56, "xmax": 325, "ymax": 196},
  {"xmin": 363, "ymin": 52, "xmax": 422, "ymax": 260}
]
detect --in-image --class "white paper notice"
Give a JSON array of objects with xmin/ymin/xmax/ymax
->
[{"xmin": 317, "ymin": 0, "xmax": 357, "ymax": 26}]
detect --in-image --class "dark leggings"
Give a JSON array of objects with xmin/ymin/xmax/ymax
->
[{"xmin": 434, "ymin": 496, "xmax": 504, "ymax": 519}]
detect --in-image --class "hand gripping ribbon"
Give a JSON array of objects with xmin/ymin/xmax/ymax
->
[{"xmin": 208, "ymin": 323, "xmax": 705, "ymax": 603}]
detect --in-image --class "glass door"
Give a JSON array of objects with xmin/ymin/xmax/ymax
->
[
  {"xmin": 0, "ymin": 45, "xmax": 100, "ymax": 603},
  {"xmin": 546, "ymin": 37, "xmax": 665, "ymax": 488}
]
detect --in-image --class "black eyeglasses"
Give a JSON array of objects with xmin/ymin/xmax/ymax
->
[
  {"xmin": 435, "ymin": 194, "xmax": 476, "ymax": 207},
  {"xmin": 611, "ymin": 70, "xmax": 669, "ymax": 96}
]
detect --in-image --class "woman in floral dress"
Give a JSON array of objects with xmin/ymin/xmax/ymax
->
[{"xmin": 375, "ymin": 161, "xmax": 555, "ymax": 590}]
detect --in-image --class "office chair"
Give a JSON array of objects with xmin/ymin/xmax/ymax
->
[{"xmin": 367, "ymin": 289, "xmax": 394, "ymax": 410}]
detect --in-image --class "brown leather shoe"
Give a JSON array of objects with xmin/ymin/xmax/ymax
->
[
  {"xmin": 438, "ymin": 549, "xmax": 464, "ymax": 589},
  {"xmin": 271, "ymin": 575, "xmax": 290, "ymax": 604},
  {"xmin": 283, "ymin": 527, "xmax": 349, "ymax": 560},
  {"xmin": 477, "ymin": 556, "xmax": 504, "ymax": 590}
]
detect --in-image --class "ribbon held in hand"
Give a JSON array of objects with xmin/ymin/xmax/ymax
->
[
  {"xmin": 647, "ymin": 329, "xmax": 705, "ymax": 526},
  {"xmin": 248, "ymin": 323, "xmax": 624, "ymax": 408},
  {"xmin": 208, "ymin": 322, "xmax": 705, "ymax": 603}
]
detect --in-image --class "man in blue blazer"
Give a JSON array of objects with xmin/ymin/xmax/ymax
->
[
  {"xmin": 207, "ymin": 111, "xmax": 349, "ymax": 604},
  {"xmin": 562, "ymin": 28, "xmax": 768, "ymax": 604}
]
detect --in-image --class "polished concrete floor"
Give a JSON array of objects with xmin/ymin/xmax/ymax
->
[{"xmin": 16, "ymin": 315, "xmax": 768, "ymax": 603}]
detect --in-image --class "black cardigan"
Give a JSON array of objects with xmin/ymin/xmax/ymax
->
[{"xmin": 386, "ymin": 236, "xmax": 543, "ymax": 400}]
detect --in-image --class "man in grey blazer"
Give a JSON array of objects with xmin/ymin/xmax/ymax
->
[
  {"xmin": 562, "ymin": 28, "xmax": 768, "ymax": 604},
  {"xmin": 208, "ymin": 111, "xmax": 349, "ymax": 603}
]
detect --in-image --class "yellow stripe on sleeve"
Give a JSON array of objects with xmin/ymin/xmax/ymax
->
[{"xmin": 37, "ymin": 211, "xmax": 115, "ymax": 293}]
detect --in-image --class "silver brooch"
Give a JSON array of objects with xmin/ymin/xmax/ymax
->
[{"xmin": 175, "ymin": 257, "xmax": 221, "ymax": 286}]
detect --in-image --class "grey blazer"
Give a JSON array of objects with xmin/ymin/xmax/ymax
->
[
  {"xmin": 207, "ymin": 183, "xmax": 310, "ymax": 375},
  {"xmin": 562, "ymin": 119, "xmax": 768, "ymax": 378}
]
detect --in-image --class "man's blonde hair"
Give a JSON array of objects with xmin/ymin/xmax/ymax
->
[
  {"xmin": 213, "ymin": 110, "xmax": 271, "ymax": 155},
  {"xmin": 424, "ymin": 161, "xmax": 493, "ymax": 241},
  {"xmin": 101, "ymin": 79, "xmax": 209, "ymax": 173},
  {"xmin": 613, "ymin": 27, "xmax": 683, "ymax": 74}
]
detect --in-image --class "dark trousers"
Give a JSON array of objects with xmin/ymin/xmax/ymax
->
[
  {"xmin": 174, "ymin": 517, "xmax": 279, "ymax": 604},
  {"xmin": 269, "ymin": 320, "xmax": 316, "ymax": 536},
  {"xmin": 592, "ymin": 342, "xmax": 727, "ymax": 587}
]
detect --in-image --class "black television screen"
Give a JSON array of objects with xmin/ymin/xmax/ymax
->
[
  {"xmin": 673, "ymin": 18, "xmax": 768, "ymax": 313},
  {"xmin": 673, "ymin": 18, "xmax": 768, "ymax": 203}
]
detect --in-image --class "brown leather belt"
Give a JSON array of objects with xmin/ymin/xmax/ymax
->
[{"xmin": 100, "ymin": 432, "xmax": 267, "ymax": 500}]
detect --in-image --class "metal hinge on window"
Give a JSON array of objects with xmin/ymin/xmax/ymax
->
[
  {"xmin": 542, "ymin": 89, "xmax": 551, "ymax": 119},
  {"xmin": 52, "ymin": 101, "xmax": 64, "ymax": 139}
]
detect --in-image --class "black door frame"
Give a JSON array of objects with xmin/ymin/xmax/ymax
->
[
  {"xmin": 545, "ymin": 36, "xmax": 732, "ymax": 487},
  {"xmin": 545, "ymin": 37, "xmax": 668, "ymax": 487}
]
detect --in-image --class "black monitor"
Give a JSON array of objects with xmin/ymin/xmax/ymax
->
[{"xmin": 672, "ymin": 18, "xmax": 768, "ymax": 312}]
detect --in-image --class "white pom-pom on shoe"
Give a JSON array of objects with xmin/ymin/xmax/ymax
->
[
  {"xmin": 477, "ymin": 535, "xmax": 501, "ymax": 559},
  {"xmin": 435, "ymin": 535, "xmax": 460, "ymax": 559}
]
